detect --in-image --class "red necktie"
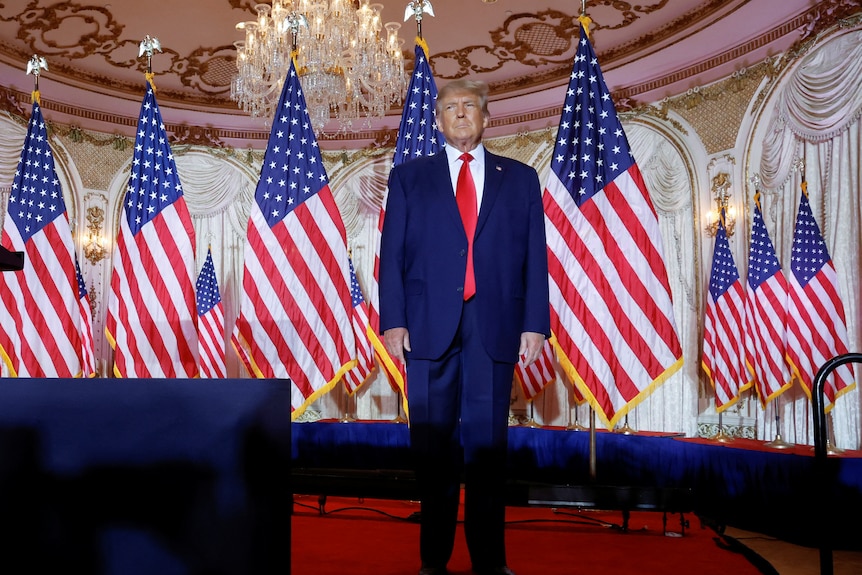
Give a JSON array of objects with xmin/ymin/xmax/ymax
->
[{"xmin": 456, "ymin": 153, "xmax": 477, "ymax": 300}]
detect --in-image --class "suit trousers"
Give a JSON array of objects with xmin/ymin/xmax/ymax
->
[{"xmin": 406, "ymin": 299, "xmax": 515, "ymax": 571}]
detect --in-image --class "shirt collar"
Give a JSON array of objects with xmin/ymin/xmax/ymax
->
[{"xmin": 445, "ymin": 143, "xmax": 485, "ymax": 166}]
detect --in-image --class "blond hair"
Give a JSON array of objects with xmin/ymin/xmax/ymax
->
[{"xmin": 436, "ymin": 79, "xmax": 490, "ymax": 117}]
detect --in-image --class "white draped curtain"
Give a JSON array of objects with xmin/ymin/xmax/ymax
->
[{"xmin": 754, "ymin": 28, "xmax": 862, "ymax": 449}]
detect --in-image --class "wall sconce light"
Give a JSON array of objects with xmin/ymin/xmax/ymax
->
[
  {"xmin": 705, "ymin": 172, "xmax": 736, "ymax": 237},
  {"xmin": 83, "ymin": 206, "xmax": 108, "ymax": 265}
]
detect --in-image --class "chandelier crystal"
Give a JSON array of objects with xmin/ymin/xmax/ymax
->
[{"xmin": 231, "ymin": 0, "xmax": 406, "ymax": 134}]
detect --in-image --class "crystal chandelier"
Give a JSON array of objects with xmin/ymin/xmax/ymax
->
[{"xmin": 231, "ymin": 0, "xmax": 406, "ymax": 134}]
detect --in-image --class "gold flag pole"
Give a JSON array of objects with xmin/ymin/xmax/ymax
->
[
  {"xmin": 139, "ymin": 35, "xmax": 162, "ymax": 91},
  {"xmin": 795, "ymin": 161, "xmax": 844, "ymax": 456},
  {"xmin": 404, "ymin": 0, "xmax": 435, "ymax": 41},
  {"xmin": 385, "ymin": 0, "xmax": 437, "ymax": 426},
  {"xmin": 578, "ymin": 0, "xmax": 593, "ymax": 39},
  {"xmin": 26, "ymin": 54, "xmax": 48, "ymax": 104},
  {"xmin": 750, "ymin": 173, "xmax": 794, "ymax": 450},
  {"xmin": 524, "ymin": 399, "xmax": 540, "ymax": 428},
  {"xmin": 340, "ymin": 387, "xmax": 356, "ymax": 423},
  {"xmin": 764, "ymin": 395, "xmax": 793, "ymax": 449},
  {"xmin": 614, "ymin": 413, "xmax": 637, "ymax": 435},
  {"xmin": 566, "ymin": 398, "xmax": 588, "ymax": 431},
  {"xmin": 710, "ymin": 410, "xmax": 735, "ymax": 443}
]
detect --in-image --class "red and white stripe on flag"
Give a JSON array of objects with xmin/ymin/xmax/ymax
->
[
  {"xmin": 196, "ymin": 248, "xmax": 227, "ymax": 378},
  {"xmin": 743, "ymin": 201, "xmax": 791, "ymax": 407},
  {"xmin": 232, "ymin": 60, "xmax": 354, "ymax": 418},
  {"xmin": 75, "ymin": 258, "xmax": 97, "ymax": 377},
  {"xmin": 105, "ymin": 83, "xmax": 199, "ymax": 378},
  {"xmin": 343, "ymin": 260, "xmax": 376, "ymax": 395},
  {"xmin": 0, "ymin": 101, "xmax": 92, "ymax": 378},
  {"xmin": 785, "ymin": 185, "xmax": 855, "ymax": 410},
  {"xmin": 368, "ymin": 208, "xmax": 406, "ymax": 399},
  {"xmin": 702, "ymin": 217, "xmax": 750, "ymax": 412},
  {"xmin": 544, "ymin": 26, "xmax": 682, "ymax": 429},
  {"xmin": 515, "ymin": 338, "xmax": 556, "ymax": 401}
]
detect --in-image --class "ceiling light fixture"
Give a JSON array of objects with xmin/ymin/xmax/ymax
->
[{"xmin": 231, "ymin": 0, "xmax": 406, "ymax": 135}]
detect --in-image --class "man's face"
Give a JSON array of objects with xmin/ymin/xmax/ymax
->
[{"xmin": 437, "ymin": 89, "xmax": 489, "ymax": 152}]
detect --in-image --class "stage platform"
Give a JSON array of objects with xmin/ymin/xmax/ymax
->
[{"xmin": 292, "ymin": 420, "xmax": 862, "ymax": 550}]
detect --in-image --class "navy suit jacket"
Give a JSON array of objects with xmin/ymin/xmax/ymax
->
[{"xmin": 379, "ymin": 148, "xmax": 550, "ymax": 363}]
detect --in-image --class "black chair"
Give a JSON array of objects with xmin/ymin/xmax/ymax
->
[{"xmin": 811, "ymin": 352, "xmax": 862, "ymax": 575}]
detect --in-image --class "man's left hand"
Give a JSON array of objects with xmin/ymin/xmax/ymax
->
[{"xmin": 518, "ymin": 332, "xmax": 545, "ymax": 366}]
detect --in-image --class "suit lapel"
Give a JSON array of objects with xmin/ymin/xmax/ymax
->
[
  {"xmin": 476, "ymin": 151, "xmax": 504, "ymax": 236},
  {"xmin": 432, "ymin": 153, "xmax": 465, "ymax": 234}
]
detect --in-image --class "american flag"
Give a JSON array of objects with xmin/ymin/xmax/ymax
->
[
  {"xmin": 702, "ymin": 215, "xmax": 749, "ymax": 412},
  {"xmin": 368, "ymin": 41, "xmax": 444, "ymax": 412},
  {"xmin": 196, "ymin": 247, "xmax": 226, "ymax": 378},
  {"xmin": 343, "ymin": 258, "xmax": 376, "ymax": 394},
  {"xmin": 744, "ymin": 198, "xmax": 791, "ymax": 407},
  {"xmin": 515, "ymin": 338, "xmax": 556, "ymax": 401},
  {"xmin": 232, "ymin": 60, "xmax": 355, "ymax": 417},
  {"xmin": 0, "ymin": 101, "xmax": 93, "ymax": 378},
  {"xmin": 543, "ymin": 25, "xmax": 682, "ymax": 429},
  {"xmin": 105, "ymin": 83, "xmax": 198, "ymax": 378},
  {"xmin": 785, "ymin": 182, "xmax": 855, "ymax": 411},
  {"xmin": 75, "ymin": 257, "xmax": 96, "ymax": 377}
]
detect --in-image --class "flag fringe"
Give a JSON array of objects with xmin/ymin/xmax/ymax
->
[
  {"xmin": 786, "ymin": 355, "xmax": 857, "ymax": 414},
  {"xmin": 555, "ymin": 333, "xmax": 683, "ymax": 430},
  {"xmin": 368, "ymin": 328, "xmax": 409, "ymax": 418},
  {"xmin": 0, "ymin": 343, "xmax": 17, "ymax": 377},
  {"xmin": 292, "ymin": 358, "xmax": 357, "ymax": 422},
  {"xmin": 416, "ymin": 36, "xmax": 429, "ymax": 59}
]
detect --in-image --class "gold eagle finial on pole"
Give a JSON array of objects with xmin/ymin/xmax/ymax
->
[
  {"xmin": 404, "ymin": 0, "xmax": 434, "ymax": 40},
  {"xmin": 139, "ymin": 35, "xmax": 163, "ymax": 91},
  {"xmin": 26, "ymin": 54, "xmax": 48, "ymax": 104}
]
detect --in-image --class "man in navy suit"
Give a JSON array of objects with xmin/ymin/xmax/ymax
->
[{"xmin": 380, "ymin": 78, "xmax": 550, "ymax": 575}]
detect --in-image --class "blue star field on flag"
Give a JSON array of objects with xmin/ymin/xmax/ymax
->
[
  {"xmin": 393, "ymin": 44, "xmax": 444, "ymax": 167},
  {"xmin": 709, "ymin": 214, "xmax": 741, "ymax": 300},
  {"xmin": 349, "ymin": 258, "xmax": 365, "ymax": 308},
  {"xmin": 196, "ymin": 249, "xmax": 222, "ymax": 316},
  {"xmin": 790, "ymin": 192, "xmax": 829, "ymax": 286},
  {"xmin": 257, "ymin": 62, "xmax": 328, "ymax": 228},
  {"xmin": 75, "ymin": 256, "xmax": 88, "ymax": 300},
  {"xmin": 747, "ymin": 204, "xmax": 782, "ymax": 289},
  {"xmin": 125, "ymin": 85, "xmax": 185, "ymax": 235},
  {"xmin": 551, "ymin": 30, "xmax": 635, "ymax": 208},
  {"xmin": 8, "ymin": 103, "xmax": 66, "ymax": 242}
]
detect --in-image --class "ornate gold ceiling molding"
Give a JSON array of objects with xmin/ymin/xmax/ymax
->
[
  {"xmin": 612, "ymin": 13, "xmax": 809, "ymax": 103},
  {"xmin": 8, "ymin": 3, "xmax": 122, "ymax": 59},
  {"xmin": 791, "ymin": 0, "xmax": 862, "ymax": 57},
  {"xmin": 0, "ymin": 2, "xmax": 235, "ymax": 106},
  {"xmin": 431, "ymin": 1, "xmax": 733, "ymax": 95},
  {"xmin": 0, "ymin": 1, "xmax": 731, "ymax": 108}
]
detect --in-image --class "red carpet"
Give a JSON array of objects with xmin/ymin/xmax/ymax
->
[{"xmin": 291, "ymin": 495, "xmax": 767, "ymax": 575}]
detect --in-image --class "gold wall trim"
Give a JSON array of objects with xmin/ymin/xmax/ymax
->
[{"xmin": 614, "ymin": 13, "xmax": 809, "ymax": 102}]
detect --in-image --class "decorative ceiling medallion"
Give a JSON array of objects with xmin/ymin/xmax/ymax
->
[{"xmin": 14, "ymin": 4, "xmax": 122, "ymax": 59}]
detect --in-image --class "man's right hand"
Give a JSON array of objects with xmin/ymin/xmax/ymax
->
[{"xmin": 383, "ymin": 327, "xmax": 411, "ymax": 364}]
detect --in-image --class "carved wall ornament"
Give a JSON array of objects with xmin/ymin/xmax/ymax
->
[
  {"xmin": 798, "ymin": 0, "xmax": 862, "ymax": 46},
  {"xmin": 169, "ymin": 124, "xmax": 226, "ymax": 149},
  {"xmin": 83, "ymin": 206, "xmax": 108, "ymax": 265},
  {"xmin": 0, "ymin": 86, "xmax": 27, "ymax": 118}
]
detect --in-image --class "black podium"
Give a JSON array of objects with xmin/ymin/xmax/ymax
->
[
  {"xmin": 0, "ymin": 378, "xmax": 292, "ymax": 575},
  {"xmin": 0, "ymin": 245, "xmax": 24, "ymax": 271}
]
